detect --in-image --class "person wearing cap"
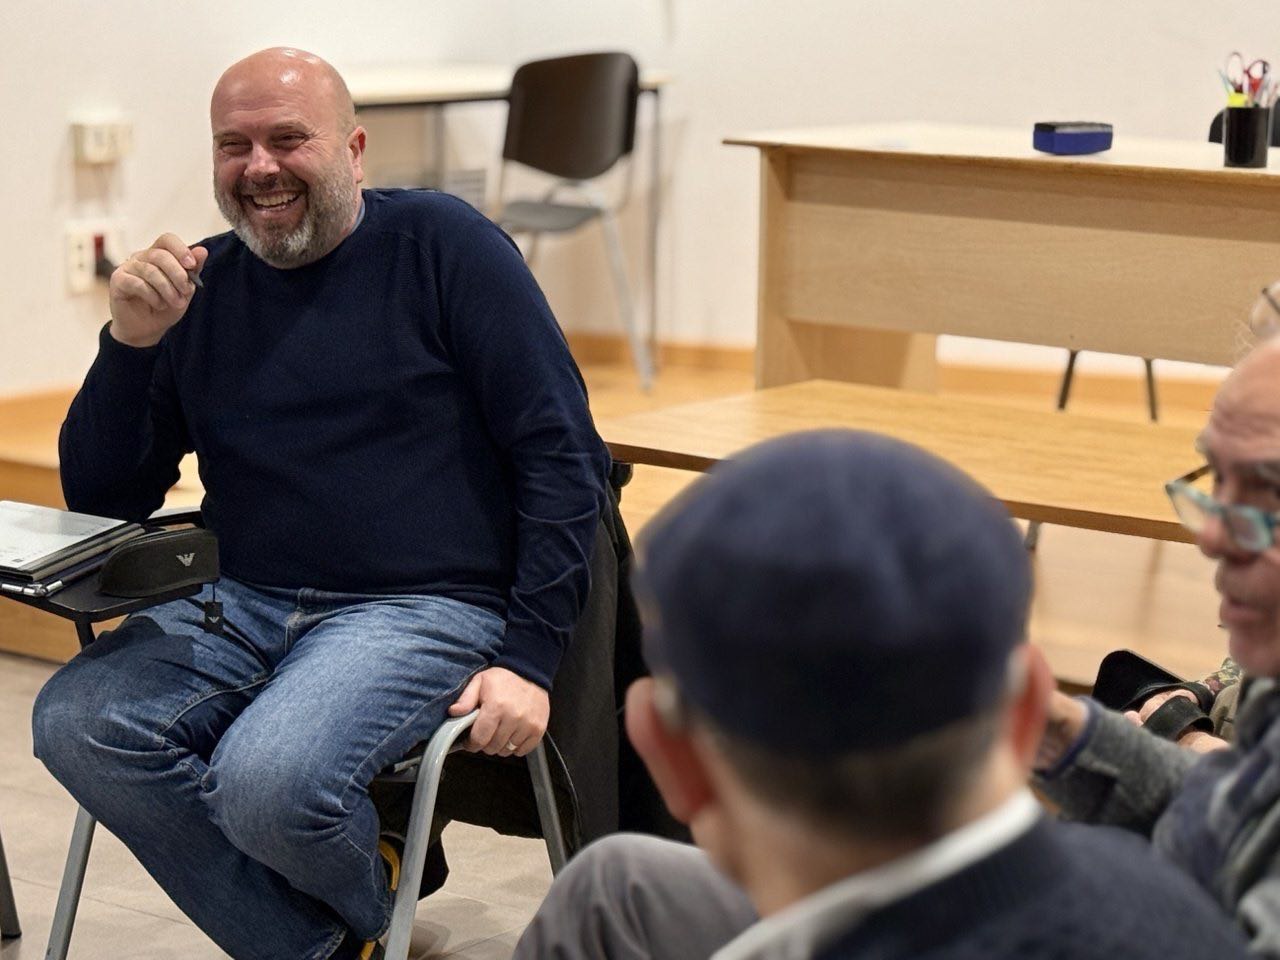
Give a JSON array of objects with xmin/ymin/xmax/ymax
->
[
  {"xmin": 512, "ymin": 430, "xmax": 1248, "ymax": 960},
  {"xmin": 1037, "ymin": 323, "xmax": 1280, "ymax": 955}
]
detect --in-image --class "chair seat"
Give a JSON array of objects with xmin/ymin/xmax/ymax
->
[{"xmin": 499, "ymin": 200, "xmax": 602, "ymax": 234}]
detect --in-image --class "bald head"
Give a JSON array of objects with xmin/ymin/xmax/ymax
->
[
  {"xmin": 212, "ymin": 47, "xmax": 356, "ymax": 136},
  {"xmin": 1204, "ymin": 335, "xmax": 1280, "ymax": 469},
  {"xmin": 209, "ymin": 46, "xmax": 365, "ymax": 268}
]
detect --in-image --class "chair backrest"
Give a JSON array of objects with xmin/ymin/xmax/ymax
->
[
  {"xmin": 502, "ymin": 52, "xmax": 639, "ymax": 181},
  {"xmin": 1208, "ymin": 102, "xmax": 1280, "ymax": 146}
]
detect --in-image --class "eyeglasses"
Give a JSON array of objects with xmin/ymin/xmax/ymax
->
[
  {"xmin": 1166, "ymin": 463, "xmax": 1280, "ymax": 552},
  {"xmin": 1252, "ymin": 286, "xmax": 1280, "ymax": 339}
]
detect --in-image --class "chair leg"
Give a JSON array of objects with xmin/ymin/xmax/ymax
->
[
  {"xmin": 1027, "ymin": 349, "xmax": 1083, "ymax": 551},
  {"xmin": 46, "ymin": 806, "xmax": 96, "ymax": 960},
  {"xmin": 525, "ymin": 234, "xmax": 542, "ymax": 270},
  {"xmin": 383, "ymin": 713, "xmax": 479, "ymax": 960},
  {"xmin": 1143, "ymin": 358, "xmax": 1159, "ymax": 423},
  {"xmin": 599, "ymin": 209, "xmax": 654, "ymax": 391},
  {"xmin": 0, "ymin": 827, "xmax": 20, "ymax": 939},
  {"xmin": 528, "ymin": 743, "xmax": 568, "ymax": 875}
]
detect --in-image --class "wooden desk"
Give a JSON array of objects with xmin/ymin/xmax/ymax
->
[
  {"xmin": 600, "ymin": 379, "xmax": 1200, "ymax": 543},
  {"xmin": 347, "ymin": 63, "xmax": 671, "ymax": 359},
  {"xmin": 726, "ymin": 123, "xmax": 1280, "ymax": 390}
]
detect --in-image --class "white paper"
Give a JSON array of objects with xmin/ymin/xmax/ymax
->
[{"xmin": 0, "ymin": 501, "xmax": 127, "ymax": 569}]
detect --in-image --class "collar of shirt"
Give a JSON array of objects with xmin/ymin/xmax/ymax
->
[{"xmin": 710, "ymin": 789, "xmax": 1042, "ymax": 960}]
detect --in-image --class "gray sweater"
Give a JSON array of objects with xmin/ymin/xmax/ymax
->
[{"xmin": 1039, "ymin": 679, "xmax": 1280, "ymax": 956}]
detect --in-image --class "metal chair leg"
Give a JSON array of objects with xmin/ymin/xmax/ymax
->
[
  {"xmin": 46, "ymin": 806, "xmax": 97, "ymax": 960},
  {"xmin": 599, "ymin": 208, "xmax": 654, "ymax": 390},
  {"xmin": 528, "ymin": 743, "xmax": 568, "ymax": 874},
  {"xmin": 1055, "ymin": 349, "xmax": 1080, "ymax": 412},
  {"xmin": 0, "ymin": 827, "xmax": 20, "ymax": 939},
  {"xmin": 383, "ymin": 712, "xmax": 479, "ymax": 960},
  {"xmin": 1027, "ymin": 349, "xmax": 1083, "ymax": 551},
  {"xmin": 382, "ymin": 711, "xmax": 572, "ymax": 959},
  {"xmin": 1143, "ymin": 358, "xmax": 1159, "ymax": 422}
]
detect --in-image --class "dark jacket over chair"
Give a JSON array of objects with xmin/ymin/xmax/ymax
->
[{"xmin": 435, "ymin": 474, "xmax": 686, "ymax": 855}]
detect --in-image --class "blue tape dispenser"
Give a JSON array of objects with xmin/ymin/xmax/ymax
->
[{"xmin": 1032, "ymin": 122, "xmax": 1113, "ymax": 155}]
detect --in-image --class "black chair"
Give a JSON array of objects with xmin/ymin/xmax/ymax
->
[
  {"xmin": 1208, "ymin": 102, "xmax": 1280, "ymax": 146},
  {"xmin": 495, "ymin": 52, "xmax": 654, "ymax": 389}
]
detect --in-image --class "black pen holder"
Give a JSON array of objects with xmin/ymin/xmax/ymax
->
[{"xmin": 1224, "ymin": 106, "xmax": 1271, "ymax": 168}]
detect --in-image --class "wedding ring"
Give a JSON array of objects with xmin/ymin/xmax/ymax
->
[{"xmin": 504, "ymin": 741, "xmax": 518, "ymax": 752}]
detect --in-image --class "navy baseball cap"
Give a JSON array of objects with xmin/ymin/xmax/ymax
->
[{"xmin": 635, "ymin": 430, "xmax": 1032, "ymax": 756}]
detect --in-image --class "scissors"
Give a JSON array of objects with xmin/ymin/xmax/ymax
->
[{"xmin": 1225, "ymin": 51, "xmax": 1270, "ymax": 97}]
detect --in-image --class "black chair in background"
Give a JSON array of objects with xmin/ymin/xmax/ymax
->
[
  {"xmin": 495, "ymin": 52, "xmax": 654, "ymax": 389},
  {"xmin": 1208, "ymin": 102, "xmax": 1280, "ymax": 146}
]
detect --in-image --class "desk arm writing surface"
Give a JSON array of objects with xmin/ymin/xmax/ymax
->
[{"xmin": 0, "ymin": 510, "xmax": 214, "ymax": 642}]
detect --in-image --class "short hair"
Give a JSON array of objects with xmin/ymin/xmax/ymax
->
[{"xmin": 706, "ymin": 706, "xmax": 1003, "ymax": 844}]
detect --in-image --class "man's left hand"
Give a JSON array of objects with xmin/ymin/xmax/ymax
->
[{"xmin": 448, "ymin": 666, "xmax": 550, "ymax": 757}]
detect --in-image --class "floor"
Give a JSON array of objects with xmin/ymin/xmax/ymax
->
[{"xmin": 0, "ymin": 355, "xmax": 1231, "ymax": 957}]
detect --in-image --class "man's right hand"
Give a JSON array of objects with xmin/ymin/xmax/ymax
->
[{"xmin": 109, "ymin": 234, "xmax": 208, "ymax": 348}]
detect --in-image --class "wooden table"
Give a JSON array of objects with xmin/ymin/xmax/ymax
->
[
  {"xmin": 346, "ymin": 62, "xmax": 671, "ymax": 358},
  {"xmin": 600, "ymin": 379, "xmax": 1201, "ymax": 543},
  {"xmin": 726, "ymin": 123, "xmax": 1280, "ymax": 390}
]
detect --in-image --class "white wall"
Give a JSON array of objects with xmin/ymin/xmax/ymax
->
[{"xmin": 2, "ymin": 1, "xmax": 1275, "ymax": 392}]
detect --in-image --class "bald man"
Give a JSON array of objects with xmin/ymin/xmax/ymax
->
[
  {"xmin": 32, "ymin": 48, "xmax": 609, "ymax": 960},
  {"xmin": 1036, "ymin": 307, "xmax": 1280, "ymax": 955}
]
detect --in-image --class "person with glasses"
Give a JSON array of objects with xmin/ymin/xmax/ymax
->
[
  {"xmin": 511, "ymin": 430, "xmax": 1248, "ymax": 960},
  {"xmin": 1037, "ymin": 318, "xmax": 1280, "ymax": 954}
]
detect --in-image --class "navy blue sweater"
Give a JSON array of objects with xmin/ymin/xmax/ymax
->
[
  {"xmin": 816, "ymin": 819, "xmax": 1249, "ymax": 959},
  {"xmin": 60, "ymin": 189, "xmax": 610, "ymax": 689}
]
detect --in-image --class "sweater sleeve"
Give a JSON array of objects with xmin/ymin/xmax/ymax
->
[
  {"xmin": 439, "ymin": 219, "xmax": 610, "ymax": 690},
  {"xmin": 59, "ymin": 323, "xmax": 191, "ymax": 521},
  {"xmin": 1036, "ymin": 699, "xmax": 1200, "ymax": 835}
]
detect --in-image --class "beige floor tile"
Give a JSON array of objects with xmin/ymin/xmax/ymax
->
[
  {"xmin": 0, "ymin": 876, "xmax": 227, "ymax": 959},
  {"xmin": 406, "ymin": 889, "xmax": 530, "ymax": 960},
  {"xmin": 440, "ymin": 928, "xmax": 522, "ymax": 960},
  {"xmin": 1, "ymin": 784, "xmax": 192, "ymax": 926},
  {"xmin": 435, "ymin": 823, "xmax": 551, "ymax": 913}
]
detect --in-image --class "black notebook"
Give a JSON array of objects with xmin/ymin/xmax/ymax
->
[{"xmin": 0, "ymin": 501, "xmax": 144, "ymax": 587}]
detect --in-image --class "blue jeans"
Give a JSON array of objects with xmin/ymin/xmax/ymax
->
[{"xmin": 31, "ymin": 576, "xmax": 505, "ymax": 960}]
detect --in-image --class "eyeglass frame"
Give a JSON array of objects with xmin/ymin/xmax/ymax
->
[
  {"xmin": 1165, "ymin": 462, "xmax": 1280, "ymax": 552},
  {"xmin": 1253, "ymin": 286, "xmax": 1280, "ymax": 338}
]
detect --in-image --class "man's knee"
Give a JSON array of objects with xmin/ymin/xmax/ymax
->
[
  {"xmin": 32, "ymin": 661, "xmax": 150, "ymax": 786},
  {"xmin": 206, "ymin": 740, "xmax": 355, "ymax": 860},
  {"xmin": 555, "ymin": 834, "xmax": 726, "ymax": 916}
]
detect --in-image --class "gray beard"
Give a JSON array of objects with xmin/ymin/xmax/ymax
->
[{"xmin": 216, "ymin": 171, "xmax": 358, "ymax": 269}]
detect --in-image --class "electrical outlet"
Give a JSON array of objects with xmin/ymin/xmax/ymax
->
[
  {"xmin": 66, "ymin": 231, "xmax": 94, "ymax": 294},
  {"xmin": 72, "ymin": 121, "xmax": 133, "ymax": 164},
  {"xmin": 66, "ymin": 220, "xmax": 127, "ymax": 295}
]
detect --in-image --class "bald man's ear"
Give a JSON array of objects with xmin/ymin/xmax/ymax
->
[
  {"xmin": 625, "ymin": 678, "xmax": 715, "ymax": 825},
  {"xmin": 349, "ymin": 127, "xmax": 366, "ymax": 183}
]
